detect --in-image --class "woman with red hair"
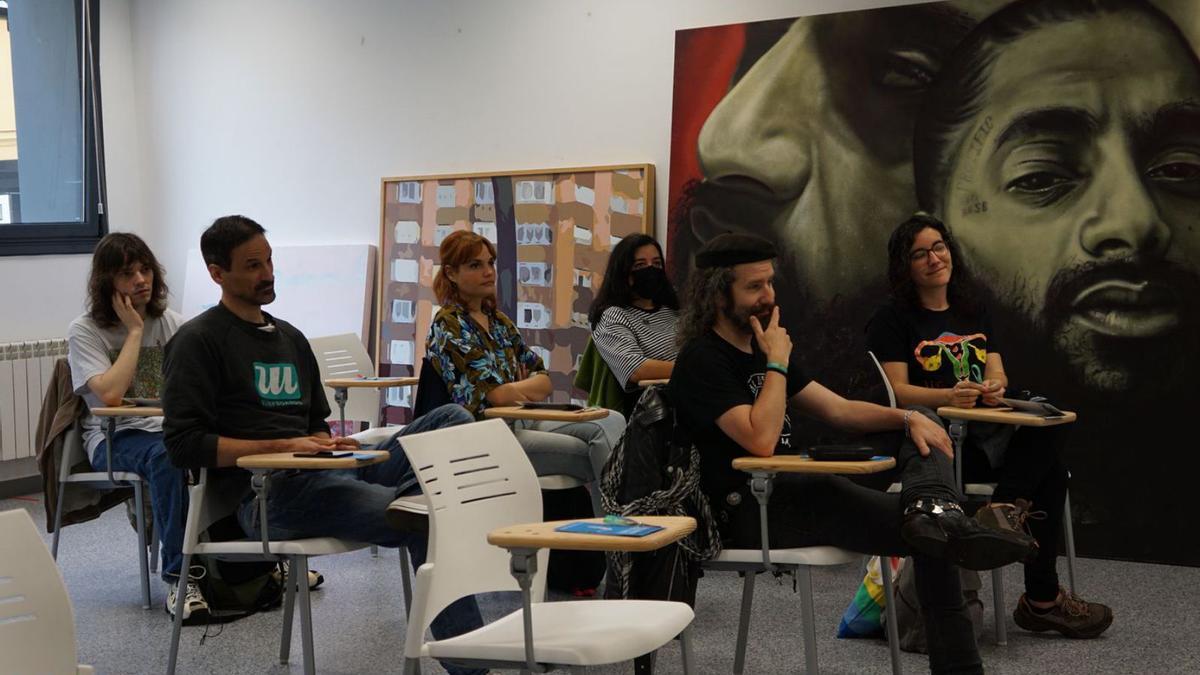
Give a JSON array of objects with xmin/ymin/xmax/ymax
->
[{"xmin": 426, "ymin": 230, "xmax": 625, "ymax": 511}]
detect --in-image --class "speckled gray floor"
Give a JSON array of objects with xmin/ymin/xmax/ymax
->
[{"xmin": 4, "ymin": 493, "xmax": 1197, "ymax": 674}]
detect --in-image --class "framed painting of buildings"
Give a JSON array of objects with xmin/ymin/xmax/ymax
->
[{"xmin": 376, "ymin": 163, "xmax": 654, "ymax": 424}]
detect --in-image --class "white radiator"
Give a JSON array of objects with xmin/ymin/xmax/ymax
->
[{"xmin": 0, "ymin": 339, "xmax": 68, "ymax": 462}]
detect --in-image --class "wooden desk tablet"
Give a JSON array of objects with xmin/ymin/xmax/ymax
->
[
  {"xmin": 236, "ymin": 450, "xmax": 389, "ymax": 470},
  {"xmin": 936, "ymin": 406, "xmax": 1077, "ymax": 427},
  {"xmin": 90, "ymin": 405, "xmax": 164, "ymax": 417},
  {"xmin": 488, "ymin": 516, "xmax": 696, "ymax": 553},
  {"xmin": 732, "ymin": 455, "xmax": 896, "ymax": 475},
  {"xmin": 325, "ymin": 376, "xmax": 419, "ymax": 435},
  {"xmin": 324, "ymin": 377, "xmax": 419, "ymax": 389},
  {"xmin": 483, "ymin": 406, "xmax": 610, "ymax": 423}
]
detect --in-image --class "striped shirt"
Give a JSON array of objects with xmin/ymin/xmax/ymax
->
[{"xmin": 592, "ymin": 305, "xmax": 679, "ymax": 389}]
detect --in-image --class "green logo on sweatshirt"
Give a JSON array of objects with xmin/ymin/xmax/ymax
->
[{"xmin": 253, "ymin": 362, "xmax": 301, "ymax": 402}]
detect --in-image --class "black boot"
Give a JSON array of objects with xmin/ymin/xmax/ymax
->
[{"xmin": 902, "ymin": 498, "xmax": 1037, "ymax": 570}]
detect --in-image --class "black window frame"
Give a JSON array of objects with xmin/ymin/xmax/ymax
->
[{"xmin": 0, "ymin": 0, "xmax": 106, "ymax": 257}]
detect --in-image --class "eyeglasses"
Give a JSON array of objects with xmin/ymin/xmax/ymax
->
[{"xmin": 909, "ymin": 240, "xmax": 948, "ymax": 262}]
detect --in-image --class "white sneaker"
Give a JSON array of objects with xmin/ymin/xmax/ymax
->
[
  {"xmin": 166, "ymin": 571, "xmax": 210, "ymax": 624},
  {"xmin": 272, "ymin": 560, "xmax": 325, "ymax": 591}
]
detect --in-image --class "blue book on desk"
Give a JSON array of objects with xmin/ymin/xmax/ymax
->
[{"xmin": 555, "ymin": 521, "xmax": 664, "ymax": 537}]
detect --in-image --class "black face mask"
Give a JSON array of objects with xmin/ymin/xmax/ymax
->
[{"xmin": 630, "ymin": 266, "xmax": 674, "ymax": 305}]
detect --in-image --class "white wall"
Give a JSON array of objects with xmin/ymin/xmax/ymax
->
[
  {"xmin": 0, "ymin": 0, "xmax": 924, "ymax": 341},
  {"xmin": 129, "ymin": 0, "xmax": 922, "ymax": 312}
]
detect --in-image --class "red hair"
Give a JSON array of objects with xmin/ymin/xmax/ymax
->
[{"xmin": 433, "ymin": 230, "xmax": 497, "ymax": 313}]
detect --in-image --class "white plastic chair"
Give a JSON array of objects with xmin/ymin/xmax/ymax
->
[
  {"xmin": 310, "ymin": 333, "xmax": 385, "ymax": 430},
  {"xmin": 397, "ymin": 419, "xmax": 696, "ymax": 674},
  {"xmin": 702, "ymin": 475, "xmax": 903, "ymax": 675},
  {"xmin": 165, "ymin": 469, "xmax": 370, "ymax": 675},
  {"xmin": 0, "ymin": 508, "xmax": 95, "ymax": 674},
  {"xmin": 868, "ymin": 350, "xmax": 1080, "ymax": 646},
  {"xmin": 50, "ymin": 415, "xmax": 158, "ymax": 609}
]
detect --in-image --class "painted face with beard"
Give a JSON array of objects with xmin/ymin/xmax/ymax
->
[
  {"xmin": 926, "ymin": 7, "xmax": 1200, "ymax": 393},
  {"xmin": 688, "ymin": 1, "xmax": 1013, "ymax": 310}
]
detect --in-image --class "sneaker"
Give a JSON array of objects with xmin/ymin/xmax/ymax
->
[
  {"xmin": 272, "ymin": 560, "xmax": 325, "ymax": 591},
  {"xmin": 1013, "ymin": 589, "xmax": 1113, "ymax": 638},
  {"xmin": 166, "ymin": 569, "xmax": 210, "ymax": 625},
  {"xmin": 902, "ymin": 498, "xmax": 1038, "ymax": 570}
]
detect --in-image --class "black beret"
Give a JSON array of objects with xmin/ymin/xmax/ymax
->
[{"xmin": 694, "ymin": 232, "xmax": 777, "ymax": 269}]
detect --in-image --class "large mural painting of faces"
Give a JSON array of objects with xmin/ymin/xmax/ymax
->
[{"xmin": 668, "ymin": 0, "xmax": 1200, "ymax": 566}]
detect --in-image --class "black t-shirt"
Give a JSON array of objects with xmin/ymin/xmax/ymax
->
[
  {"xmin": 670, "ymin": 331, "xmax": 811, "ymax": 500},
  {"xmin": 163, "ymin": 303, "xmax": 331, "ymax": 469},
  {"xmin": 865, "ymin": 300, "xmax": 998, "ymax": 390}
]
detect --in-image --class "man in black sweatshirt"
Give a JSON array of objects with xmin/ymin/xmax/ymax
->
[{"xmin": 163, "ymin": 215, "xmax": 486, "ymax": 675}]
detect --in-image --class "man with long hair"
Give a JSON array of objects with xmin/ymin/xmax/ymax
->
[
  {"xmin": 671, "ymin": 233, "xmax": 1036, "ymax": 674},
  {"xmin": 66, "ymin": 232, "xmax": 201, "ymax": 620}
]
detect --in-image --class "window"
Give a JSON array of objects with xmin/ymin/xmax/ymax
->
[
  {"xmin": 433, "ymin": 224, "xmax": 454, "ymax": 246},
  {"xmin": 394, "ymin": 220, "xmax": 420, "ymax": 244},
  {"xmin": 516, "ymin": 221, "xmax": 551, "ymax": 246},
  {"xmin": 396, "ymin": 181, "xmax": 421, "ymax": 203},
  {"xmin": 474, "ymin": 180, "xmax": 494, "ymax": 204},
  {"xmin": 435, "ymin": 185, "xmax": 456, "ymax": 208},
  {"xmin": 517, "ymin": 261, "xmax": 551, "ymax": 287},
  {"xmin": 473, "ymin": 221, "xmax": 497, "ymax": 244},
  {"xmin": 0, "ymin": 0, "xmax": 107, "ymax": 256},
  {"xmin": 514, "ymin": 180, "xmax": 553, "ymax": 204},
  {"xmin": 517, "ymin": 302, "xmax": 551, "ymax": 330},
  {"xmin": 391, "ymin": 299, "xmax": 415, "ymax": 324}
]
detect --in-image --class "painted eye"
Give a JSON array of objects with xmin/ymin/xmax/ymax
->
[{"xmin": 877, "ymin": 49, "xmax": 938, "ymax": 91}]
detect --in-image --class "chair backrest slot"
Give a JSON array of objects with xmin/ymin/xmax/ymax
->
[{"xmin": 453, "ymin": 465, "xmax": 500, "ymax": 477}]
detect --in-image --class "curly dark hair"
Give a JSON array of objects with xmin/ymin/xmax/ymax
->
[
  {"xmin": 86, "ymin": 233, "xmax": 169, "ymax": 328},
  {"xmin": 588, "ymin": 233, "xmax": 678, "ymax": 328},
  {"xmin": 886, "ymin": 213, "xmax": 979, "ymax": 316},
  {"xmin": 675, "ymin": 264, "xmax": 736, "ymax": 348}
]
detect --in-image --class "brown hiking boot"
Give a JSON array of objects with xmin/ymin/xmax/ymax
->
[
  {"xmin": 1013, "ymin": 589, "xmax": 1114, "ymax": 638},
  {"xmin": 973, "ymin": 498, "xmax": 1042, "ymax": 562}
]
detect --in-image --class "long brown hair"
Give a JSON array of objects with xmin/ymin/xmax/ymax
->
[
  {"xmin": 87, "ymin": 233, "xmax": 169, "ymax": 328},
  {"xmin": 433, "ymin": 230, "xmax": 497, "ymax": 314}
]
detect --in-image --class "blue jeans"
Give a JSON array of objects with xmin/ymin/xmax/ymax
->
[
  {"xmin": 236, "ymin": 404, "xmax": 485, "ymax": 675},
  {"xmin": 92, "ymin": 429, "xmax": 187, "ymax": 582}
]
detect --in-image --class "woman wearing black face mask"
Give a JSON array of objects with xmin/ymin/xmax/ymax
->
[{"xmin": 587, "ymin": 234, "xmax": 680, "ymax": 411}]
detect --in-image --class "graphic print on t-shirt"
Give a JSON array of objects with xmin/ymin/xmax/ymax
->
[
  {"xmin": 254, "ymin": 361, "xmax": 302, "ymax": 406},
  {"xmin": 747, "ymin": 372, "xmax": 792, "ymax": 449},
  {"xmin": 107, "ymin": 345, "xmax": 166, "ymax": 399},
  {"xmin": 913, "ymin": 332, "xmax": 988, "ymax": 386}
]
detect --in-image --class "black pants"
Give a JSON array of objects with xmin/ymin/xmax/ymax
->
[
  {"xmin": 963, "ymin": 424, "xmax": 1069, "ymax": 602},
  {"xmin": 717, "ymin": 409, "xmax": 980, "ymax": 675}
]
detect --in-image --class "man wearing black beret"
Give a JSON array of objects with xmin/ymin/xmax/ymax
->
[{"xmin": 671, "ymin": 232, "xmax": 1034, "ymax": 674}]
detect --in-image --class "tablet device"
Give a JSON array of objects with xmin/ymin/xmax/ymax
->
[
  {"xmin": 808, "ymin": 445, "xmax": 879, "ymax": 461},
  {"xmin": 519, "ymin": 402, "xmax": 584, "ymax": 412},
  {"xmin": 122, "ymin": 397, "xmax": 162, "ymax": 407},
  {"xmin": 293, "ymin": 451, "xmax": 355, "ymax": 458}
]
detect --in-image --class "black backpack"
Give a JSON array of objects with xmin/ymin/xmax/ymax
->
[{"xmin": 600, "ymin": 384, "xmax": 722, "ymax": 605}]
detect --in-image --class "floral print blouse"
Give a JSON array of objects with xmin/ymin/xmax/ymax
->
[{"xmin": 426, "ymin": 303, "xmax": 546, "ymax": 417}]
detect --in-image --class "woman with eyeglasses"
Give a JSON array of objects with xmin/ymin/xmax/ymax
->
[
  {"xmin": 586, "ymin": 234, "xmax": 680, "ymax": 413},
  {"xmin": 866, "ymin": 213, "xmax": 1111, "ymax": 639}
]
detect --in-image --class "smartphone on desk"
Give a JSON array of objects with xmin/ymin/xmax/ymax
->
[
  {"xmin": 518, "ymin": 401, "xmax": 584, "ymax": 412},
  {"xmin": 293, "ymin": 450, "xmax": 355, "ymax": 458},
  {"xmin": 122, "ymin": 397, "xmax": 162, "ymax": 407},
  {"xmin": 808, "ymin": 445, "xmax": 879, "ymax": 462}
]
